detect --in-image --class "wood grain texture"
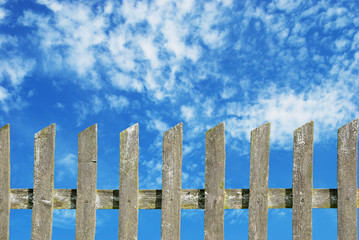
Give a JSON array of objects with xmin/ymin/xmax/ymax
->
[
  {"xmin": 204, "ymin": 123, "xmax": 225, "ymax": 240},
  {"xmin": 119, "ymin": 124, "xmax": 139, "ymax": 240},
  {"xmin": 0, "ymin": 125, "xmax": 10, "ymax": 240},
  {"xmin": 337, "ymin": 119, "xmax": 358, "ymax": 240},
  {"xmin": 31, "ymin": 124, "xmax": 56, "ymax": 240},
  {"xmin": 161, "ymin": 123, "xmax": 183, "ymax": 240},
  {"xmin": 75, "ymin": 124, "xmax": 97, "ymax": 240},
  {"xmin": 248, "ymin": 122, "xmax": 270, "ymax": 240},
  {"xmin": 292, "ymin": 121, "xmax": 314, "ymax": 240}
]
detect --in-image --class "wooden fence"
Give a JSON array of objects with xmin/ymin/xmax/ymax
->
[{"xmin": 0, "ymin": 119, "xmax": 358, "ymax": 240}]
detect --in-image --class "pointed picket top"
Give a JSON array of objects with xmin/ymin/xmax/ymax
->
[
  {"xmin": 337, "ymin": 119, "xmax": 358, "ymax": 240},
  {"xmin": 164, "ymin": 122, "xmax": 183, "ymax": 137},
  {"xmin": 161, "ymin": 122, "xmax": 183, "ymax": 240},
  {"xmin": 31, "ymin": 123, "xmax": 56, "ymax": 240},
  {"xmin": 120, "ymin": 123, "xmax": 139, "ymax": 148},
  {"xmin": 293, "ymin": 121, "xmax": 314, "ymax": 240},
  {"xmin": 249, "ymin": 121, "xmax": 271, "ymax": 240},
  {"xmin": 294, "ymin": 121, "xmax": 314, "ymax": 134},
  {"xmin": 119, "ymin": 123, "xmax": 139, "ymax": 240},
  {"xmin": 76, "ymin": 123, "xmax": 98, "ymax": 240},
  {"xmin": 78, "ymin": 124, "xmax": 97, "ymax": 141},
  {"xmin": 35, "ymin": 123, "xmax": 55, "ymax": 135},
  {"xmin": 338, "ymin": 119, "xmax": 358, "ymax": 148},
  {"xmin": 204, "ymin": 122, "xmax": 225, "ymax": 240},
  {"xmin": 0, "ymin": 124, "xmax": 9, "ymax": 131},
  {"xmin": 251, "ymin": 121, "xmax": 271, "ymax": 134}
]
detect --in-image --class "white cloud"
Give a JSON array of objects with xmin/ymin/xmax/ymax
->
[
  {"xmin": 56, "ymin": 153, "xmax": 77, "ymax": 182},
  {"xmin": 92, "ymin": 96, "xmax": 104, "ymax": 114},
  {"xmin": 184, "ymin": 162, "xmax": 198, "ymax": 171},
  {"xmin": 109, "ymin": 71, "xmax": 143, "ymax": 92},
  {"xmin": 0, "ymin": 7, "xmax": 6, "ymax": 21},
  {"xmin": 6, "ymin": 0, "xmax": 357, "ymax": 150},
  {"xmin": 199, "ymin": 2, "xmax": 228, "ymax": 49},
  {"xmin": 22, "ymin": 1, "xmax": 108, "ymax": 85},
  {"xmin": 226, "ymin": 209, "xmax": 248, "ymax": 225},
  {"xmin": 335, "ymin": 38, "xmax": 348, "ymax": 51},
  {"xmin": 0, "ymin": 0, "xmax": 7, "ymax": 22},
  {"xmin": 225, "ymin": 83, "xmax": 357, "ymax": 148},
  {"xmin": 203, "ymin": 99, "xmax": 214, "ymax": 117},
  {"xmin": 183, "ymin": 144, "xmax": 193, "ymax": 156},
  {"xmin": 56, "ymin": 102, "xmax": 65, "ymax": 109},
  {"xmin": 103, "ymin": 1, "xmax": 113, "ymax": 15},
  {"xmin": 53, "ymin": 210, "xmax": 76, "ymax": 229},
  {"xmin": 14, "ymin": 0, "xmax": 240, "ymax": 106},
  {"xmin": 140, "ymin": 158, "xmax": 163, "ymax": 189},
  {"xmin": 106, "ymin": 94, "xmax": 129, "ymax": 112},
  {"xmin": 73, "ymin": 102, "xmax": 89, "ymax": 126},
  {"xmin": 147, "ymin": 118, "xmax": 169, "ymax": 133},
  {"xmin": 221, "ymin": 87, "xmax": 236, "ymax": 99},
  {"xmin": 137, "ymin": 36, "xmax": 160, "ymax": 68},
  {"xmin": 0, "ymin": 86, "xmax": 8, "ymax": 101},
  {"xmin": 181, "ymin": 105, "xmax": 195, "ymax": 122},
  {"xmin": 272, "ymin": 0, "xmax": 302, "ymax": 13},
  {"xmin": 0, "ymin": 57, "xmax": 35, "ymax": 86}
]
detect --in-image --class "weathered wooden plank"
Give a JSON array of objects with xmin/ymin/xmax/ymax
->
[
  {"xmin": 119, "ymin": 124, "xmax": 139, "ymax": 240},
  {"xmin": 248, "ymin": 122, "xmax": 271, "ymax": 240},
  {"xmin": 204, "ymin": 123, "xmax": 225, "ymax": 240},
  {"xmin": 161, "ymin": 123, "xmax": 183, "ymax": 240},
  {"xmin": 337, "ymin": 119, "xmax": 358, "ymax": 240},
  {"xmin": 292, "ymin": 121, "xmax": 314, "ymax": 240},
  {"xmin": 9, "ymin": 188, "xmax": 359, "ymax": 209},
  {"xmin": 75, "ymin": 124, "xmax": 97, "ymax": 240},
  {"xmin": 0, "ymin": 124, "xmax": 10, "ymax": 240},
  {"xmin": 31, "ymin": 124, "xmax": 56, "ymax": 240}
]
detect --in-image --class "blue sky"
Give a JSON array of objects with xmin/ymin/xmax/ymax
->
[{"xmin": 1, "ymin": 0, "xmax": 358, "ymax": 239}]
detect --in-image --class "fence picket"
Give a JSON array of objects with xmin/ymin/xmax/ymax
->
[
  {"xmin": 31, "ymin": 124, "xmax": 56, "ymax": 240},
  {"xmin": 3, "ymin": 119, "xmax": 359, "ymax": 239},
  {"xmin": 75, "ymin": 124, "xmax": 97, "ymax": 240},
  {"xmin": 0, "ymin": 125, "xmax": 10, "ymax": 240},
  {"xmin": 119, "ymin": 124, "xmax": 139, "ymax": 240},
  {"xmin": 204, "ymin": 123, "xmax": 225, "ymax": 240},
  {"xmin": 337, "ymin": 119, "xmax": 358, "ymax": 240},
  {"xmin": 248, "ymin": 122, "xmax": 271, "ymax": 240},
  {"xmin": 161, "ymin": 123, "xmax": 183, "ymax": 240},
  {"xmin": 292, "ymin": 121, "xmax": 314, "ymax": 240}
]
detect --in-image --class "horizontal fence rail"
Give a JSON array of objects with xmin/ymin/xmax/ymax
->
[{"xmin": 0, "ymin": 119, "xmax": 358, "ymax": 240}]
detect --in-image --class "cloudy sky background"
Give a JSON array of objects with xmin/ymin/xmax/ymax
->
[{"xmin": 1, "ymin": 0, "xmax": 358, "ymax": 239}]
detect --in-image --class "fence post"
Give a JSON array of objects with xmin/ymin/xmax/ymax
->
[
  {"xmin": 204, "ymin": 123, "xmax": 225, "ymax": 240},
  {"xmin": 31, "ymin": 124, "xmax": 56, "ymax": 240},
  {"xmin": 161, "ymin": 123, "xmax": 183, "ymax": 240},
  {"xmin": 292, "ymin": 121, "xmax": 314, "ymax": 240},
  {"xmin": 248, "ymin": 122, "xmax": 270, "ymax": 240},
  {"xmin": 337, "ymin": 119, "xmax": 358, "ymax": 240},
  {"xmin": 119, "ymin": 124, "xmax": 139, "ymax": 240},
  {"xmin": 0, "ymin": 124, "xmax": 10, "ymax": 240},
  {"xmin": 75, "ymin": 124, "xmax": 98, "ymax": 240}
]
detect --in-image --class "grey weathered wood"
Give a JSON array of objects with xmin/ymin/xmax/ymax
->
[
  {"xmin": 31, "ymin": 124, "xmax": 56, "ymax": 240},
  {"xmin": 337, "ymin": 119, "xmax": 358, "ymax": 240},
  {"xmin": 8, "ymin": 188, "xmax": 358, "ymax": 209},
  {"xmin": 0, "ymin": 125, "xmax": 10, "ymax": 240},
  {"xmin": 75, "ymin": 124, "xmax": 97, "ymax": 240},
  {"xmin": 161, "ymin": 123, "xmax": 183, "ymax": 240},
  {"xmin": 119, "ymin": 124, "xmax": 139, "ymax": 240},
  {"xmin": 292, "ymin": 121, "xmax": 314, "ymax": 240},
  {"xmin": 248, "ymin": 122, "xmax": 271, "ymax": 240},
  {"xmin": 204, "ymin": 123, "xmax": 225, "ymax": 240}
]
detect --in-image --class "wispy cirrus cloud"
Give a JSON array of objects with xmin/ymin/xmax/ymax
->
[{"xmin": 2, "ymin": 0, "xmax": 357, "ymax": 151}]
